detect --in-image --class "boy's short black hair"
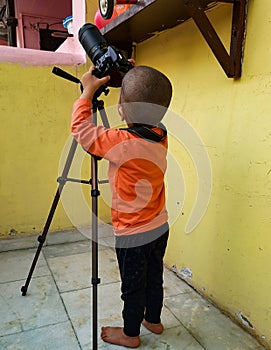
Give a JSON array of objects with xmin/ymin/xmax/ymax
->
[{"xmin": 120, "ymin": 66, "xmax": 172, "ymax": 125}]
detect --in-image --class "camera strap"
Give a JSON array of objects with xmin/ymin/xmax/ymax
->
[{"xmin": 121, "ymin": 123, "xmax": 167, "ymax": 143}]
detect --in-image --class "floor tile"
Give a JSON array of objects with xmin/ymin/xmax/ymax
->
[
  {"xmin": 47, "ymin": 248, "xmax": 120, "ymax": 293},
  {"xmin": 45, "ymin": 229, "xmax": 87, "ymax": 246},
  {"xmin": 163, "ymin": 267, "xmax": 193, "ymax": 297},
  {"xmin": 43, "ymin": 239, "xmax": 94, "ymax": 259},
  {"xmin": 99, "ymin": 235, "xmax": 115, "ymax": 249},
  {"xmin": 0, "ymin": 235, "xmax": 39, "ymax": 252},
  {"xmin": 140, "ymin": 326, "xmax": 204, "ymax": 350},
  {"xmin": 0, "ymin": 229, "xmax": 87, "ymax": 252},
  {"xmin": 0, "ymin": 276, "xmax": 67, "ymax": 337},
  {"xmin": 62, "ymin": 282, "xmax": 182, "ymax": 350},
  {"xmin": 164, "ymin": 291, "xmax": 266, "ymax": 350},
  {"xmin": 0, "ymin": 249, "xmax": 49, "ymax": 283},
  {"xmin": 76, "ymin": 224, "xmax": 114, "ymax": 240},
  {"xmin": 0, "ymin": 322, "xmax": 81, "ymax": 350},
  {"xmin": 62, "ymin": 285, "xmax": 121, "ymax": 349},
  {"xmin": 0, "ymin": 235, "xmax": 266, "ymax": 350},
  {"xmin": 98, "ymin": 327, "xmax": 204, "ymax": 350}
]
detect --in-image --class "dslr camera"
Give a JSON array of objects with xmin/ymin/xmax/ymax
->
[{"xmin": 79, "ymin": 23, "xmax": 133, "ymax": 88}]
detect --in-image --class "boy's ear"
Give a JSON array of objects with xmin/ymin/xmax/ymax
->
[
  {"xmin": 118, "ymin": 104, "xmax": 124, "ymax": 121},
  {"xmin": 118, "ymin": 103, "xmax": 125, "ymax": 121}
]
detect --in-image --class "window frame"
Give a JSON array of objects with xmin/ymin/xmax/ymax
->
[{"xmin": 0, "ymin": 0, "xmax": 86, "ymax": 66}]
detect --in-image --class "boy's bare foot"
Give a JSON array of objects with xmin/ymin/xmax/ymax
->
[
  {"xmin": 142, "ymin": 319, "xmax": 164, "ymax": 334},
  {"xmin": 101, "ymin": 326, "xmax": 141, "ymax": 348}
]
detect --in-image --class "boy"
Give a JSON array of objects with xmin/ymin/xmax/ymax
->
[{"xmin": 71, "ymin": 65, "xmax": 172, "ymax": 348}]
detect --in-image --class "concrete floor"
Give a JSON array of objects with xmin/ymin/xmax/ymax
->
[{"xmin": 0, "ymin": 226, "xmax": 266, "ymax": 350}]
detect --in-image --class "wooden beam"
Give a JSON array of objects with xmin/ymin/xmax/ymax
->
[
  {"xmin": 230, "ymin": 0, "xmax": 249, "ymax": 78},
  {"xmin": 185, "ymin": 0, "xmax": 235, "ymax": 77},
  {"xmin": 185, "ymin": 0, "xmax": 249, "ymax": 78}
]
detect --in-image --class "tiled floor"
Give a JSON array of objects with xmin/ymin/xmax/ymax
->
[{"xmin": 0, "ymin": 227, "xmax": 266, "ymax": 349}]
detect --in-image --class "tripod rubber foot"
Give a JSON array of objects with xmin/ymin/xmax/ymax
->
[{"xmin": 21, "ymin": 285, "xmax": 27, "ymax": 296}]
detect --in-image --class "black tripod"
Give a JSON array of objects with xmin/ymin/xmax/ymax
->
[{"xmin": 21, "ymin": 67, "xmax": 110, "ymax": 350}]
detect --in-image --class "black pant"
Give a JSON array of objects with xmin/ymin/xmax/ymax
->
[{"xmin": 115, "ymin": 223, "xmax": 169, "ymax": 337}]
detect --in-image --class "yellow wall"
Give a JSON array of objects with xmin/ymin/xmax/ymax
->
[
  {"xmin": 0, "ymin": 64, "xmax": 84, "ymax": 236},
  {"xmin": 134, "ymin": 1, "xmax": 271, "ymax": 347},
  {"xmin": 0, "ymin": 3, "xmax": 112, "ymax": 238}
]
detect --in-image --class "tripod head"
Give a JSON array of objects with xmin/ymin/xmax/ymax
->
[
  {"xmin": 52, "ymin": 66, "xmax": 110, "ymax": 100},
  {"xmin": 52, "ymin": 66, "xmax": 110, "ymax": 130},
  {"xmin": 52, "ymin": 66, "xmax": 83, "ymax": 92}
]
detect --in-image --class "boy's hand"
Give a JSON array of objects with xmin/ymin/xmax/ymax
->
[
  {"xmin": 80, "ymin": 66, "xmax": 110, "ymax": 101},
  {"xmin": 128, "ymin": 59, "xmax": 136, "ymax": 66}
]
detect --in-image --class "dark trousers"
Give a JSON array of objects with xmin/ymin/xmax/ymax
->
[{"xmin": 115, "ymin": 223, "xmax": 169, "ymax": 337}]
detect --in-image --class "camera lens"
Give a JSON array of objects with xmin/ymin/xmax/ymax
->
[{"xmin": 78, "ymin": 23, "xmax": 108, "ymax": 63}]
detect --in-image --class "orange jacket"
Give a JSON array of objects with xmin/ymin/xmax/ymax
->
[{"xmin": 71, "ymin": 98, "xmax": 168, "ymax": 236}]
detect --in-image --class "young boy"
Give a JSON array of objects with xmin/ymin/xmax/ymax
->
[{"xmin": 71, "ymin": 65, "xmax": 172, "ymax": 348}]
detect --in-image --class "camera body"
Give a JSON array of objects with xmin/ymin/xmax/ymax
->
[{"xmin": 79, "ymin": 23, "xmax": 133, "ymax": 88}]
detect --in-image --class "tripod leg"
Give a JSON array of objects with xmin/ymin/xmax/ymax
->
[
  {"xmin": 91, "ymin": 155, "xmax": 101, "ymax": 349},
  {"xmin": 97, "ymin": 100, "xmax": 110, "ymax": 129},
  {"xmin": 21, "ymin": 138, "xmax": 78, "ymax": 296},
  {"xmin": 90, "ymin": 100, "xmax": 106, "ymax": 350}
]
